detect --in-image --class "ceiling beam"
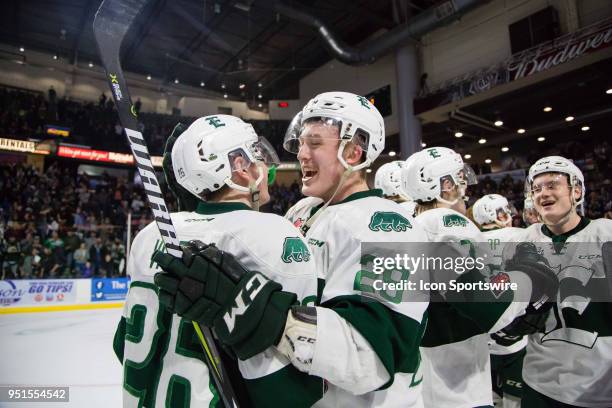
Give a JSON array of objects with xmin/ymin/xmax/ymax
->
[
  {"xmin": 205, "ymin": 17, "xmax": 289, "ymax": 93},
  {"xmin": 121, "ymin": 0, "xmax": 167, "ymax": 70},
  {"xmin": 163, "ymin": 0, "xmax": 236, "ymax": 85},
  {"xmin": 70, "ymin": 0, "xmax": 98, "ymax": 65}
]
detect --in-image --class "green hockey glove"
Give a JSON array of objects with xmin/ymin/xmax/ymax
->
[
  {"xmin": 163, "ymin": 123, "xmax": 199, "ymax": 212},
  {"xmin": 501, "ymin": 242, "xmax": 560, "ymax": 335},
  {"xmin": 152, "ymin": 240, "xmax": 296, "ymax": 359}
]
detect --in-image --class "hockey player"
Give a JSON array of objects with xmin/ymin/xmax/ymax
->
[
  {"xmin": 374, "ymin": 160, "xmax": 416, "ymax": 216},
  {"xmin": 154, "ymin": 92, "xmax": 431, "ymax": 407},
  {"xmin": 401, "ymin": 146, "xmax": 497, "ymax": 408},
  {"xmin": 473, "ymin": 194, "xmax": 527, "ymax": 408},
  {"xmin": 522, "ymin": 197, "xmax": 539, "ymax": 226},
  {"xmin": 401, "ymin": 147, "xmax": 557, "ymax": 408},
  {"xmin": 512, "ymin": 156, "xmax": 612, "ymax": 407},
  {"xmin": 114, "ymin": 115, "xmax": 323, "ymax": 407}
]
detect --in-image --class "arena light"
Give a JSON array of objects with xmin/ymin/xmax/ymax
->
[
  {"xmin": 464, "ymin": 154, "xmax": 471, "ymax": 159},
  {"xmin": 543, "ymin": 106, "xmax": 552, "ymax": 112},
  {"xmin": 537, "ymin": 137, "xmax": 546, "ymax": 142},
  {"xmin": 223, "ymin": 93, "xmax": 228, "ymax": 99},
  {"xmin": 257, "ymin": 93, "xmax": 263, "ymax": 99},
  {"xmin": 258, "ymin": 82, "xmax": 263, "ymax": 88},
  {"xmin": 581, "ymin": 126, "xmax": 590, "ymax": 131},
  {"xmin": 485, "ymin": 158, "xmax": 492, "ymax": 164},
  {"xmin": 200, "ymin": 81, "xmax": 205, "ymax": 87},
  {"xmin": 478, "ymin": 138, "xmax": 486, "ymax": 144},
  {"xmin": 421, "ymin": 142, "xmax": 426, "ymax": 147},
  {"xmin": 494, "ymin": 120, "xmax": 503, "ymax": 127},
  {"xmin": 146, "ymin": 75, "xmax": 151, "ymax": 80},
  {"xmin": 221, "ymin": 83, "xmax": 226, "ymax": 89},
  {"xmin": 388, "ymin": 151, "xmax": 396, "ymax": 157},
  {"xmin": 501, "ymin": 146, "xmax": 509, "ymax": 152},
  {"xmin": 258, "ymin": 103, "xmax": 263, "ymax": 108},
  {"xmin": 517, "ymin": 128, "xmax": 526, "ymax": 134},
  {"xmin": 454, "ymin": 131, "xmax": 463, "ymax": 138},
  {"xmin": 53, "ymin": 54, "xmax": 58, "ymax": 60},
  {"xmin": 19, "ymin": 47, "xmax": 24, "ymax": 52},
  {"xmin": 606, "ymin": 88, "xmax": 612, "ymax": 94},
  {"xmin": 174, "ymin": 78, "xmax": 179, "ymax": 84},
  {"xmin": 88, "ymin": 62, "xmax": 94, "ymax": 67},
  {"xmin": 565, "ymin": 116, "xmax": 574, "ymax": 122},
  {"xmin": 239, "ymin": 83, "xmax": 246, "ymax": 89}
]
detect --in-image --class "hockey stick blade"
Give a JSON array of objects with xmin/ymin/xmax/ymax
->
[{"xmin": 93, "ymin": 1, "xmax": 239, "ymax": 407}]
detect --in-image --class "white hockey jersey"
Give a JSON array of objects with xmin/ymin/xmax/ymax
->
[
  {"xmin": 113, "ymin": 201, "xmax": 320, "ymax": 407},
  {"xmin": 513, "ymin": 218, "xmax": 612, "ymax": 407},
  {"xmin": 416, "ymin": 208, "xmax": 495, "ymax": 408},
  {"xmin": 286, "ymin": 190, "xmax": 430, "ymax": 408},
  {"xmin": 483, "ymin": 227, "xmax": 529, "ymax": 356}
]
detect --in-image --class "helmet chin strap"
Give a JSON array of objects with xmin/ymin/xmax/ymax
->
[
  {"xmin": 495, "ymin": 217, "xmax": 513, "ymax": 228},
  {"xmin": 437, "ymin": 184, "xmax": 466, "ymax": 206},
  {"xmin": 301, "ymin": 140, "xmax": 369, "ymax": 235},
  {"xmin": 224, "ymin": 163, "xmax": 265, "ymax": 211}
]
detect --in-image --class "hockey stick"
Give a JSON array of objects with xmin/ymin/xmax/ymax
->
[{"xmin": 92, "ymin": 1, "xmax": 239, "ymax": 406}]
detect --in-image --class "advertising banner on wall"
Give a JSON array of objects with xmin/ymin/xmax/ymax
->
[
  {"xmin": 91, "ymin": 277, "xmax": 130, "ymax": 302},
  {"xmin": 0, "ymin": 280, "xmax": 77, "ymax": 307}
]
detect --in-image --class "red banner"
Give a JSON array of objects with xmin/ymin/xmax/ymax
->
[{"xmin": 57, "ymin": 146, "xmax": 162, "ymax": 167}]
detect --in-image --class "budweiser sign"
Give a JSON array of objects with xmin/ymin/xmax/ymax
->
[
  {"xmin": 509, "ymin": 20, "xmax": 612, "ymax": 79},
  {"xmin": 415, "ymin": 17, "xmax": 612, "ymax": 114}
]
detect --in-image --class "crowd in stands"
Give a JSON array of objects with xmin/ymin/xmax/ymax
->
[
  {"xmin": 0, "ymin": 161, "xmax": 304, "ymax": 280},
  {"xmin": 0, "ymin": 85, "xmax": 291, "ymax": 158}
]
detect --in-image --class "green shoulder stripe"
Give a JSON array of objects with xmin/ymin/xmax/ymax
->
[
  {"xmin": 321, "ymin": 295, "xmax": 425, "ymax": 390},
  {"xmin": 244, "ymin": 365, "xmax": 324, "ymax": 408}
]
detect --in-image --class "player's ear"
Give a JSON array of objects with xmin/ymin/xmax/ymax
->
[
  {"xmin": 229, "ymin": 155, "xmax": 251, "ymax": 186},
  {"xmin": 343, "ymin": 142, "xmax": 364, "ymax": 166},
  {"xmin": 573, "ymin": 184, "xmax": 583, "ymax": 201}
]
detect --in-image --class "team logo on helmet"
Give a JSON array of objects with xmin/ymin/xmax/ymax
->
[
  {"xmin": 281, "ymin": 237, "xmax": 311, "ymax": 263},
  {"xmin": 368, "ymin": 212, "xmax": 412, "ymax": 232}
]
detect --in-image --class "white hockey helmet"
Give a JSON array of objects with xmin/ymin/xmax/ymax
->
[
  {"xmin": 283, "ymin": 91, "xmax": 385, "ymax": 171},
  {"xmin": 401, "ymin": 146, "xmax": 477, "ymax": 205},
  {"xmin": 172, "ymin": 115, "xmax": 279, "ymax": 198},
  {"xmin": 526, "ymin": 155, "xmax": 585, "ymax": 206},
  {"xmin": 522, "ymin": 197, "xmax": 539, "ymax": 225},
  {"xmin": 375, "ymin": 160, "xmax": 410, "ymax": 199},
  {"xmin": 472, "ymin": 194, "xmax": 515, "ymax": 227}
]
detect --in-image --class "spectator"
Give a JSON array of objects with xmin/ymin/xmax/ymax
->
[
  {"xmin": 74, "ymin": 242, "xmax": 89, "ymax": 273},
  {"xmin": 1, "ymin": 235, "xmax": 21, "ymax": 279}
]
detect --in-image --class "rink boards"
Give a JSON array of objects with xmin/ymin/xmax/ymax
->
[{"xmin": 0, "ymin": 279, "xmax": 126, "ymax": 407}]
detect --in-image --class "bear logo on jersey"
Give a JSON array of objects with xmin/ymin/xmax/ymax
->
[
  {"xmin": 368, "ymin": 212, "xmax": 412, "ymax": 232},
  {"xmin": 281, "ymin": 237, "xmax": 311, "ymax": 263},
  {"xmin": 443, "ymin": 214, "xmax": 468, "ymax": 227}
]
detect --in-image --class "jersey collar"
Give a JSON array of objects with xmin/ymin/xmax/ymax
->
[
  {"xmin": 334, "ymin": 188, "xmax": 383, "ymax": 205},
  {"xmin": 196, "ymin": 201, "xmax": 252, "ymax": 215},
  {"xmin": 309, "ymin": 189, "xmax": 383, "ymax": 218},
  {"xmin": 541, "ymin": 216, "xmax": 590, "ymax": 243}
]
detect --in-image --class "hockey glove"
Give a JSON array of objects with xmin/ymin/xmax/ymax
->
[
  {"xmin": 502, "ymin": 242, "xmax": 559, "ymax": 335},
  {"xmin": 152, "ymin": 240, "xmax": 297, "ymax": 359},
  {"xmin": 162, "ymin": 123, "xmax": 199, "ymax": 212}
]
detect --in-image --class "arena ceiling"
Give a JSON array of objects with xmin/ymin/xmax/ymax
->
[
  {"xmin": 419, "ymin": 56, "xmax": 612, "ymax": 162},
  {"xmin": 0, "ymin": 0, "xmax": 439, "ymax": 106}
]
